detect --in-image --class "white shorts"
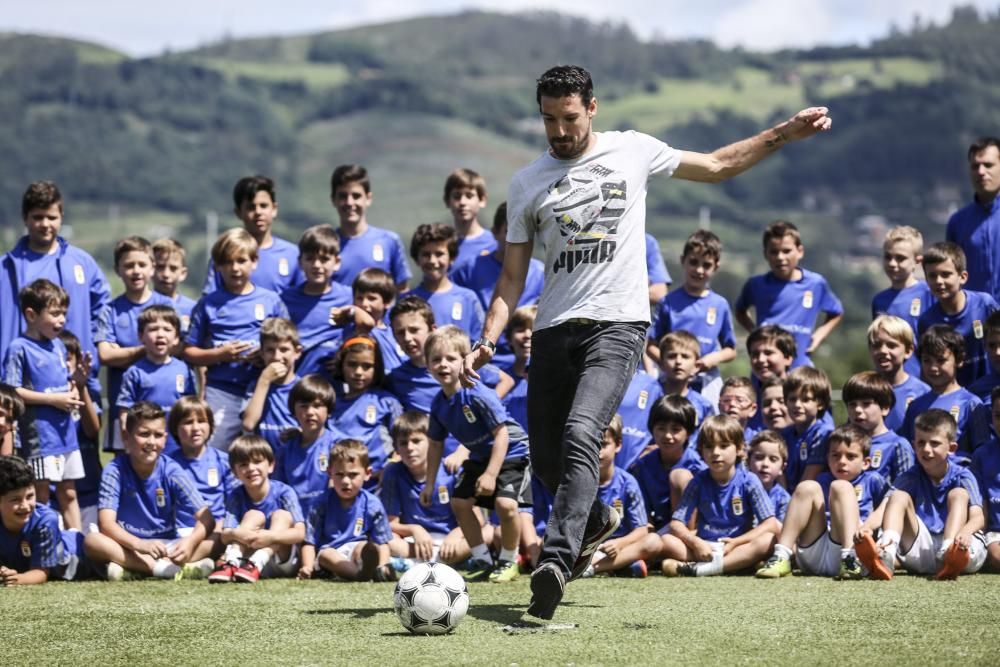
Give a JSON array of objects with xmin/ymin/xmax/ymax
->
[
  {"xmin": 334, "ymin": 540, "xmax": 365, "ymax": 562},
  {"xmin": 898, "ymin": 516, "xmax": 987, "ymax": 575},
  {"xmin": 985, "ymin": 532, "xmax": 1000, "ymax": 547},
  {"xmin": 29, "ymin": 449, "xmax": 84, "ymax": 482},
  {"xmin": 404, "ymin": 532, "xmax": 448, "ymax": 562},
  {"xmin": 796, "ymin": 530, "xmax": 841, "ymax": 577},
  {"xmin": 261, "ymin": 545, "xmax": 299, "ymax": 578}
]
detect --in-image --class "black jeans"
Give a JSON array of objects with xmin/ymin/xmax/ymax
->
[{"xmin": 527, "ymin": 320, "xmax": 646, "ymax": 576}]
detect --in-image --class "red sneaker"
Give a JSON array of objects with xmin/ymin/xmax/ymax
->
[
  {"xmin": 935, "ymin": 541, "xmax": 970, "ymax": 580},
  {"xmin": 854, "ymin": 533, "xmax": 893, "ymax": 581},
  {"xmin": 208, "ymin": 562, "xmax": 236, "ymax": 584},
  {"xmin": 233, "ymin": 561, "xmax": 260, "ymax": 583}
]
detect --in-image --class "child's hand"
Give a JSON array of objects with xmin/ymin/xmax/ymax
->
[
  {"xmin": 691, "ymin": 538, "xmax": 714, "ymax": 562},
  {"xmin": 474, "ymin": 472, "xmax": 496, "ymax": 497},
  {"xmin": 137, "ymin": 540, "xmax": 171, "ymax": 559},
  {"xmin": 260, "ymin": 361, "xmax": 288, "ymax": 384},
  {"xmin": 443, "ymin": 449, "xmax": 468, "ymax": 474},
  {"xmin": 49, "ymin": 391, "xmax": 83, "ymax": 413},
  {"xmin": 719, "ymin": 537, "xmax": 738, "ymax": 555},
  {"xmin": 0, "ymin": 565, "xmax": 19, "ymax": 587},
  {"xmin": 247, "ymin": 530, "xmax": 275, "ymax": 550},
  {"xmin": 601, "ymin": 539, "xmax": 620, "ymax": 559},
  {"xmin": 297, "ymin": 564, "xmax": 313, "ymax": 580},
  {"xmin": 419, "ymin": 486, "xmax": 434, "ymax": 508},
  {"xmin": 219, "ymin": 340, "xmax": 255, "ymax": 363},
  {"xmin": 72, "ymin": 351, "xmax": 93, "ymax": 387},
  {"xmin": 168, "ymin": 539, "xmax": 195, "ymax": 565},
  {"xmin": 954, "ymin": 533, "xmax": 972, "ymax": 550},
  {"xmin": 438, "ymin": 535, "xmax": 461, "ymax": 562},
  {"xmin": 411, "ymin": 527, "xmax": 435, "ymax": 561}
]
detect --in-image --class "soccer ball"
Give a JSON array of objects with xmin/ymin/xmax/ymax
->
[{"xmin": 393, "ymin": 562, "xmax": 470, "ymax": 635}]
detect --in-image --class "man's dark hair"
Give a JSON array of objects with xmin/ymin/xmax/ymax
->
[
  {"xmin": 968, "ymin": 137, "xmax": 1000, "ymax": 160},
  {"xmin": 536, "ymin": 65, "xmax": 594, "ymax": 110}
]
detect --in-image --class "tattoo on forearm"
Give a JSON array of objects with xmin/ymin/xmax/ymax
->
[{"xmin": 764, "ymin": 130, "xmax": 787, "ymax": 149}]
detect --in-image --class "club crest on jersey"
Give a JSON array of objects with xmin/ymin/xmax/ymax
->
[
  {"xmin": 364, "ymin": 404, "xmax": 377, "ymax": 424},
  {"xmin": 800, "ymin": 441, "xmax": 808, "ymax": 461},
  {"xmin": 910, "ymin": 298, "xmax": 922, "ymax": 317},
  {"xmin": 175, "ymin": 374, "xmax": 185, "ymax": 393},
  {"xmin": 438, "ymin": 485, "xmax": 450, "ymax": 504},
  {"xmin": 329, "ymin": 307, "xmax": 339, "ymax": 325},
  {"xmin": 854, "ymin": 484, "xmax": 863, "ymax": 499},
  {"xmin": 254, "ymin": 303, "xmax": 265, "ymax": 320},
  {"xmin": 637, "ymin": 390, "xmax": 649, "ymax": 410},
  {"xmin": 706, "ymin": 307, "xmax": 717, "ymax": 325},
  {"xmin": 906, "ymin": 395, "xmax": 915, "ymax": 407},
  {"xmin": 278, "ymin": 258, "xmax": 290, "ymax": 276},
  {"xmin": 871, "ymin": 449, "xmax": 883, "ymax": 468},
  {"xmin": 318, "ymin": 454, "xmax": 328, "ymax": 472},
  {"xmin": 372, "ymin": 244, "xmax": 384, "ymax": 262},
  {"xmin": 974, "ymin": 319, "xmax": 984, "ymax": 339},
  {"xmin": 462, "ymin": 405, "xmax": 477, "ymax": 423},
  {"xmin": 207, "ymin": 467, "xmax": 219, "ymax": 487},
  {"xmin": 20, "ymin": 541, "xmax": 31, "ymax": 557},
  {"xmin": 156, "ymin": 488, "xmax": 166, "ymax": 507},
  {"xmin": 802, "ymin": 290, "xmax": 814, "ymax": 309},
  {"xmin": 949, "ymin": 405, "xmax": 961, "ymax": 419},
  {"xmin": 613, "ymin": 498, "xmax": 624, "ymax": 515},
  {"xmin": 353, "ymin": 517, "xmax": 364, "ymax": 537},
  {"xmin": 74, "ymin": 264, "xmax": 85, "ymax": 285},
  {"xmin": 731, "ymin": 495, "xmax": 744, "ymax": 516},
  {"xmin": 181, "ymin": 315, "xmax": 190, "ymax": 332},
  {"xmin": 451, "ymin": 302, "xmax": 463, "ymax": 321}
]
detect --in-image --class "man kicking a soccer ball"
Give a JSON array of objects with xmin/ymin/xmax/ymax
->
[{"xmin": 461, "ymin": 64, "xmax": 831, "ymax": 620}]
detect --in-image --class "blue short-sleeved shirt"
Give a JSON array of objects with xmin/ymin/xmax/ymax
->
[
  {"xmin": 408, "ymin": 284, "xmax": 485, "ymax": 338},
  {"xmin": 332, "ymin": 389, "xmax": 403, "ymax": 473},
  {"xmin": 782, "ymin": 417, "xmax": 833, "ymax": 490},
  {"xmin": 872, "ymin": 281, "xmax": 934, "ymax": 378},
  {"xmin": 628, "ymin": 443, "xmax": 706, "ymax": 530},
  {"xmin": 333, "ymin": 226, "xmax": 411, "ymax": 289},
  {"xmin": 767, "ymin": 483, "xmax": 791, "ymax": 523},
  {"xmin": 428, "ymin": 383, "xmax": 529, "ymax": 462},
  {"xmin": 168, "ymin": 293, "xmax": 198, "ymax": 337},
  {"xmin": 971, "ymin": 440, "xmax": 1000, "ymax": 532},
  {"xmin": 452, "ymin": 251, "xmax": 545, "ymax": 311},
  {"xmin": 946, "ymin": 196, "xmax": 1000, "ymax": 303},
  {"xmin": 223, "ymin": 479, "xmax": 305, "ymax": 530},
  {"xmin": 241, "ymin": 377, "xmax": 299, "ymax": 454},
  {"xmin": 892, "ymin": 461, "xmax": 983, "ymax": 535},
  {"xmin": 502, "ymin": 377, "xmax": 529, "ymax": 432},
  {"xmin": 98, "ymin": 455, "xmax": 206, "ymax": 540},
  {"xmin": 118, "ymin": 356, "xmax": 197, "ymax": 452},
  {"xmin": 167, "ymin": 447, "xmax": 237, "ymax": 524},
  {"xmin": 273, "ymin": 428, "xmax": 342, "ymax": 520},
  {"xmin": 0, "ymin": 503, "xmax": 77, "ymax": 573},
  {"xmin": 281, "ymin": 283, "xmax": 353, "ymax": 377},
  {"xmin": 453, "ymin": 231, "xmax": 497, "ymax": 272},
  {"xmin": 645, "ymin": 234, "xmax": 671, "ymax": 286},
  {"xmin": 306, "ymin": 487, "xmax": 394, "ymax": 549},
  {"xmin": 380, "ymin": 460, "xmax": 457, "ymax": 535},
  {"xmin": 597, "ymin": 468, "xmax": 648, "ymax": 538},
  {"xmin": 650, "ymin": 289, "xmax": 736, "ymax": 387},
  {"xmin": 917, "ymin": 289, "xmax": 1000, "ymax": 387},
  {"xmin": 204, "ymin": 236, "xmax": 303, "ymax": 294},
  {"xmin": 869, "ymin": 431, "xmax": 914, "ymax": 484},
  {"xmin": 817, "ymin": 469, "xmax": 889, "ymax": 524},
  {"xmin": 615, "ymin": 371, "xmax": 663, "ymax": 470},
  {"xmin": 672, "ymin": 466, "xmax": 775, "ymax": 541},
  {"xmin": 968, "ymin": 369, "xmax": 1000, "ymax": 404},
  {"xmin": 900, "ymin": 388, "xmax": 990, "ymax": 462},
  {"xmin": 887, "ymin": 374, "xmax": 930, "ymax": 433}
]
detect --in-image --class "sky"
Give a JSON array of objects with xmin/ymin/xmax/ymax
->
[{"xmin": 2, "ymin": 0, "xmax": 998, "ymax": 55}]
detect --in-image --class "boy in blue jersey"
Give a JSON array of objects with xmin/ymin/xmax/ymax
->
[
  {"xmin": 971, "ymin": 390, "xmax": 1000, "ymax": 571},
  {"xmin": 657, "ymin": 331, "xmax": 716, "ymax": 426},
  {"xmin": 757, "ymin": 424, "xmax": 889, "ymax": 579},
  {"xmin": 918, "ymin": 241, "xmax": 999, "ymax": 386},
  {"xmin": 614, "ymin": 370, "xmax": 663, "ymax": 471},
  {"xmin": 0, "ymin": 181, "xmax": 110, "ymax": 384},
  {"xmin": 581, "ymin": 415, "xmax": 654, "ymax": 578},
  {"xmin": 760, "ymin": 378, "xmax": 793, "ymax": 432},
  {"xmin": 1, "ymin": 455, "xmax": 91, "ymax": 585},
  {"xmin": 736, "ymin": 220, "xmax": 843, "ymax": 369},
  {"xmin": 843, "ymin": 371, "xmax": 914, "ymax": 484},
  {"xmin": 209, "ymin": 435, "xmax": 305, "ymax": 583},
  {"xmin": 299, "ymin": 439, "xmax": 395, "ymax": 581},
  {"xmin": 443, "ymin": 168, "xmax": 496, "ymax": 269},
  {"xmin": 83, "ymin": 402, "xmax": 215, "ymax": 580},
  {"xmin": 204, "ymin": 175, "xmax": 302, "ymax": 294},
  {"xmin": 329, "ymin": 165, "xmax": 410, "ymax": 291},
  {"xmin": 344, "ymin": 268, "xmax": 405, "ymax": 374},
  {"xmin": 97, "ymin": 236, "xmax": 174, "ymax": 451},
  {"xmin": 185, "ymin": 229, "xmax": 289, "ymax": 452},
  {"xmin": 747, "ymin": 430, "xmax": 790, "ymax": 525},
  {"xmin": 648, "ymin": 230, "xmax": 736, "ymax": 403},
  {"xmin": 57, "ymin": 330, "xmax": 102, "ymax": 531},
  {"xmin": 117, "ymin": 305, "xmax": 198, "ymax": 454},
  {"xmin": 872, "ymin": 226, "xmax": 933, "ymax": 379},
  {"xmin": 3, "ymin": 280, "xmax": 84, "ymax": 530},
  {"xmin": 421, "ymin": 326, "xmax": 531, "ymax": 583},
  {"xmin": 901, "ymin": 326, "xmax": 990, "ymax": 462},
  {"xmin": 858, "ymin": 409, "xmax": 987, "ymax": 580},
  {"xmin": 408, "ymin": 223, "xmax": 485, "ymax": 338},
  {"xmin": 241, "ymin": 318, "xmax": 303, "ymax": 453},
  {"xmin": 782, "ymin": 366, "xmax": 834, "ymax": 489},
  {"xmin": 383, "ymin": 411, "xmax": 470, "ymax": 564},
  {"xmin": 152, "ymin": 238, "xmax": 197, "ymax": 337},
  {"xmin": 660, "ymin": 415, "xmax": 778, "ymax": 576},
  {"xmin": 719, "ymin": 377, "xmax": 761, "ymax": 443},
  {"xmin": 746, "ymin": 325, "xmax": 797, "ymax": 432},
  {"xmin": 968, "ymin": 311, "xmax": 1000, "ymax": 402},
  {"xmin": 868, "ymin": 315, "xmax": 928, "ymax": 432}
]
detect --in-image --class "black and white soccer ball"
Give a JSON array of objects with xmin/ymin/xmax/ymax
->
[{"xmin": 393, "ymin": 562, "xmax": 470, "ymax": 635}]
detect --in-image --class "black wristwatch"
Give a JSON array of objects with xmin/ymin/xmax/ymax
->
[{"xmin": 471, "ymin": 338, "xmax": 496, "ymax": 355}]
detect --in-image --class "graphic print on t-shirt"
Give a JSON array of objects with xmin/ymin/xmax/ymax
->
[{"xmin": 548, "ymin": 163, "xmax": 627, "ymax": 275}]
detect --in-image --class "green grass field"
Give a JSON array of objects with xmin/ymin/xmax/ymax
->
[{"xmin": 3, "ymin": 573, "xmax": 998, "ymax": 665}]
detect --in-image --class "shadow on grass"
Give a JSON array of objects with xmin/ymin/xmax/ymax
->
[{"xmin": 304, "ymin": 607, "xmax": 390, "ymax": 619}]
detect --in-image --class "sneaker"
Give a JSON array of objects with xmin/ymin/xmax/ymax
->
[
  {"xmin": 854, "ymin": 533, "xmax": 893, "ymax": 581},
  {"xmin": 389, "ymin": 557, "xmax": 413, "ymax": 573},
  {"xmin": 755, "ymin": 553, "xmax": 792, "ymax": 579},
  {"xmin": 462, "ymin": 557, "xmax": 494, "ymax": 582},
  {"xmin": 373, "ymin": 564, "xmax": 397, "ymax": 583},
  {"xmin": 661, "ymin": 559, "xmax": 697, "ymax": 577},
  {"xmin": 526, "ymin": 562, "xmax": 565, "ymax": 620},
  {"xmin": 208, "ymin": 561, "xmax": 237, "ymax": 584},
  {"xmin": 570, "ymin": 506, "xmax": 621, "ymax": 581},
  {"xmin": 837, "ymin": 553, "xmax": 864, "ymax": 580},
  {"xmin": 935, "ymin": 541, "xmax": 970, "ymax": 580},
  {"xmin": 106, "ymin": 562, "xmax": 141, "ymax": 582},
  {"xmin": 488, "ymin": 559, "xmax": 520, "ymax": 583},
  {"xmin": 233, "ymin": 560, "xmax": 260, "ymax": 583},
  {"xmin": 176, "ymin": 558, "xmax": 215, "ymax": 581},
  {"xmin": 613, "ymin": 560, "xmax": 648, "ymax": 578}
]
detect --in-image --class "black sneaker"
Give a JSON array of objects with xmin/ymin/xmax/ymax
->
[
  {"xmin": 569, "ymin": 505, "xmax": 621, "ymax": 581},
  {"xmin": 526, "ymin": 562, "xmax": 565, "ymax": 620}
]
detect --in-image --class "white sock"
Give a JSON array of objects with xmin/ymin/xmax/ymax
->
[
  {"xmin": 223, "ymin": 544, "xmax": 243, "ymax": 565},
  {"xmin": 880, "ymin": 530, "xmax": 900, "ymax": 559},
  {"xmin": 774, "ymin": 543, "xmax": 794, "ymax": 560},
  {"xmin": 249, "ymin": 549, "xmax": 272, "ymax": 570},
  {"xmin": 152, "ymin": 559, "xmax": 181, "ymax": 579},
  {"xmin": 841, "ymin": 547, "xmax": 854, "ymax": 560},
  {"xmin": 694, "ymin": 545, "xmax": 725, "ymax": 576},
  {"xmin": 591, "ymin": 549, "xmax": 607, "ymax": 565},
  {"xmin": 470, "ymin": 543, "xmax": 492, "ymax": 563},
  {"xmin": 498, "ymin": 547, "xmax": 518, "ymax": 564}
]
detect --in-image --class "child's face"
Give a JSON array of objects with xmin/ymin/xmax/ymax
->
[
  {"xmin": 261, "ymin": 338, "xmax": 301, "ymax": 369},
  {"xmin": 985, "ymin": 330, "xmax": 1000, "ymax": 373},
  {"xmin": 509, "ymin": 324, "xmax": 532, "ymax": 361},
  {"xmin": 446, "ymin": 187, "xmax": 486, "ymax": 225},
  {"xmin": 395, "ymin": 432, "xmax": 429, "ymax": 472},
  {"xmin": 232, "ymin": 455, "xmax": 274, "ymax": 491},
  {"xmin": 681, "ymin": 249, "xmax": 718, "ymax": 292},
  {"xmin": 748, "ymin": 441, "xmax": 785, "ymax": 487},
  {"xmin": 236, "ymin": 191, "xmax": 278, "ymax": 238},
  {"xmin": 0, "ymin": 485, "xmax": 36, "ymax": 532},
  {"xmin": 719, "ymin": 387, "xmax": 757, "ymax": 424},
  {"xmin": 868, "ymin": 329, "xmax": 911, "ymax": 377},
  {"xmin": 749, "ymin": 340, "xmax": 791, "ymax": 382},
  {"xmin": 925, "ymin": 258, "xmax": 967, "ymax": 301},
  {"xmin": 652, "ymin": 421, "xmax": 689, "ymax": 461},
  {"xmin": 140, "ymin": 319, "xmax": 179, "ymax": 358},
  {"xmin": 700, "ymin": 440, "xmax": 740, "ymax": 476},
  {"xmin": 920, "ymin": 350, "xmax": 958, "ymax": 390},
  {"xmin": 329, "ymin": 458, "xmax": 370, "ymax": 501},
  {"xmin": 343, "ymin": 348, "xmax": 376, "ymax": 396},
  {"xmin": 660, "ymin": 345, "xmax": 698, "ymax": 384},
  {"xmin": 785, "ymin": 388, "xmax": 821, "ymax": 429},
  {"xmin": 23, "ymin": 204, "xmax": 62, "ymax": 249},
  {"xmin": 116, "ymin": 250, "xmax": 154, "ymax": 294},
  {"xmin": 293, "ymin": 399, "xmax": 329, "ymax": 436},
  {"xmin": 761, "ymin": 385, "xmax": 791, "ymax": 430},
  {"xmin": 846, "ymin": 398, "xmax": 889, "ymax": 433},
  {"xmin": 354, "ymin": 290, "xmax": 388, "ymax": 321},
  {"xmin": 764, "ymin": 235, "xmax": 803, "ymax": 280},
  {"xmin": 417, "ymin": 240, "xmax": 452, "ymax": 283},
  {"xmin": 176, "ymin": 410, "xmax": 212, "ymax": 450},
  {"xmin": 392, "ymin": 312, "xmax": 432, "ymax": 363},
  {"xmin": 153, "ymin": 251, "xmax": 188, "ymax": 295},
  {"xmin": 332, "ymin": 182, "xmax": 373, "ymax": 226},
  {"xmin": 218, "ymin": 251, "xmax": 257, "ymax": 291},
  {"xmin": 912, "ymin": 426, "xmax": 956, "ymax": 478},
  {"xmin": 124, "ymin": 417, "xmax": 167, "ymax": 468},
  {"xmin": 882, "ymin": 240, "xmax": 920, "ymax": 286},
  {"xmin": 299, "ymin": 251, "xmax": 340, "ymax": 286},
  {"xmin": 598, "ymin": 431, "xmax": 621, "ymax": 471},
  {"xmin": 26, "ymin": 304, "xmax": 66, "ymax": 340},
  {"xmin": 427, "ymin": 344, "xmax": 464, "ymax": 390},
  {"xmin": 827, "ymin": 440, "xmax": 869, "ymax": 481}
]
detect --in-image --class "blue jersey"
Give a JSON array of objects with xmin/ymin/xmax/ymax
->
[
  {"xmin": 872, "ymin": 281, "xmax": 934, "ymax": 379},
  {"xmin": 453, "ymin": 231, "xmax": 497, "ymax": 272},
  {"xmin": 893, "ymin": 461, "xmax": 983, "ymax": 535},
  {"xmin": 118, "ymin": 357, "xmax": 198, "ymax": 453},
  {"xmin": 273, "ymin": 428, "xmax": 342, "ymax": 519},
  {"xmin": 98, "ymin": 455, "xmax": 206, "ymax": 540},
  {"xmin": 2, "ymin": 335, "xmax": 77, "ymax": 458},
  {"xmin": 0, "ymin": 503, "xmax": 78, "ymax": 573},
  {"xmin": 628, "ymin": 443, "xmax": 706, "ymax": 530},
  {"xmin": 782, "ymin": 417, "xmax": 833, "ymax": 490},
  {"xmin": 335, "ymin": 323, "xmax": 406, "ymax": 375},
  {"xmin": 223, "ymin": 479, "xmax": 305, "ymax": 530},
  {"xmin": 736, "ymin": 268, "xmax": 843, "ymax": 368},
  {"xmin": 380, "ymin": 460, "xmax": 457, "ymax": 534},
  {"xmin": 678, "ymin": 387, "xmax": 716, "ymax": 427},
  {"xmin": 887, "ymin": 374, "xmax": 930, "ymax": 433},
  {"xmin": 204, "ymin": 235, "xmax": 302, "ymax": 294},
  {"xmin": 645, "ymin": 234, "xmax": 671, "ymax": 286},
  {"xmin": 672, "ymin": 466, "xmax": 774, "ymax": 541},
  {"xmin": 869, "ymin": 430, "xmax": 915, "ymax": 484},
  {"xmin": 817, "ymin": 469, "xmax": 889, "ymax": 524},
  {"xmin": 452, "ymin": 251, "xmax": 545, "ymax": 311},
  {"xmin": 305, "ymin": 487, "xmax": 394, "ymax": 549},
  {"xmin": 971, "ymin": 440, "xmax": 1000, "ymax": 532},
  {"xmin": 900, "ymin": 388, "xmax": 990, "ymax": 462},
  {"xmin": 385, "ymin": 361, "xmax": 441, "ymax": 413},
  {"xmin": 168, "ymin": 293, "xmax": 198, "ymax": 337},
  {"xmin": 185, "ymin": 285, "xmax": 288, "ymax": 392},
  {"xmin": 408, "ymin": 284, "xmax": 485, "ymax": 337},
  {"xmin": 917, "ymin": 290, "xmax": 999, "ymax": 387},
  {"xmin": 502, "ymin": 377, "xmax": 529, "ymax": 432},
  {"xmin": 531, "ymin": 475, "xmax": 554, "ymax": 536},
  {"xmin": 968, "ymin": 369, "xmax": 1000, "ymax": 404},
  {"xmin": 281, "ymin": 282, "xmax": 353, "ymax": 377},
  {"xmin": 597, "ymin": 468, "xmax": 648, "ymax": 538},
  {"xmin": 650, "ymin": 289, "xmax": 736, "ymax": 386},
  {"xmin": 332, "ymin": 389, "xmax": 403, "ymax": 473},
  {"xmin": 946, "ymin": 196, "xmax": 1000, "ymax": 303},
  {"xmin": 428, "ymin": 383, "xmax": 529, "ymax": 463},
  {"xmin": 767, "ymin": 483, "xmax": 791, "ymax": 523},
  {"xmin": 74, "ymin": 385, "xmax": 104, "ymax": 510},
  {"xmin": 615, "ymin": 371, "xmax": 663, "ymax": 470},
  {"xmin": 333, "ymin": 226, "xmax": 411, "ymax": 288},
  {"xmin": 168, "ymin": 446, "xmax": 236, "ymax": 525},
  {"xmin": 242, "ymin": 377, "xmax": 299, "ymax": 454}
]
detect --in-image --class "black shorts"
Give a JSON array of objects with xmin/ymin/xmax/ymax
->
[{"xmin": 453, "ymin": 456, "xmax": 533, "ymax": 510}]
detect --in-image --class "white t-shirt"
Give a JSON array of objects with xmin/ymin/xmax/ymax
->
[{"xmin": 506, "ymin": 131, "xmax": 680, "ymax": 331}]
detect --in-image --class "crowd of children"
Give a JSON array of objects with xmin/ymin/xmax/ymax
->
[{"xmin": 2, "ymin": 166, "xmax": 1000, "ymax": 589}]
